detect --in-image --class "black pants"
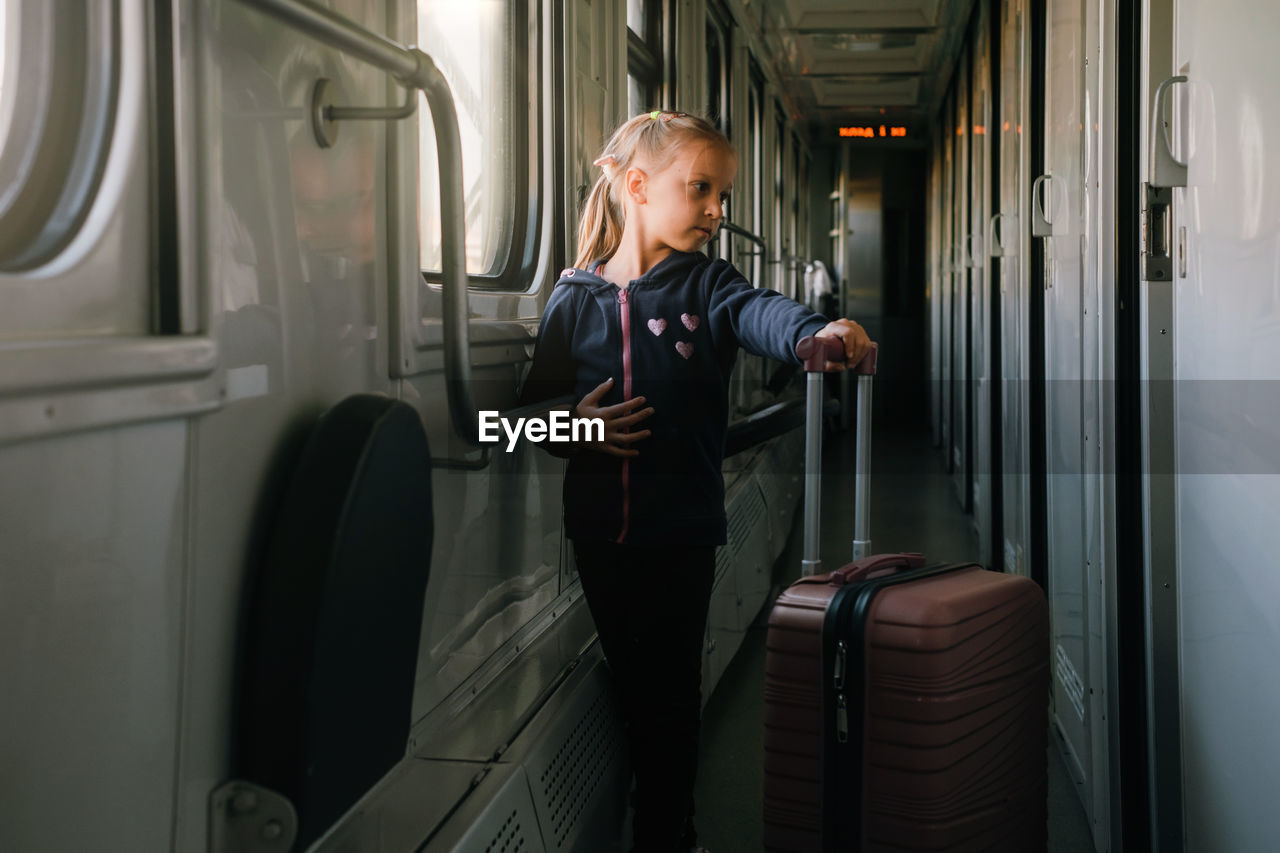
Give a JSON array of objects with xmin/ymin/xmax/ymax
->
[{"xmin": 572, "ymin": 539, "xmax": 716, "ymax": 853}]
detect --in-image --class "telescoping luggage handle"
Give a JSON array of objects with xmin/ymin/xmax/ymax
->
[{"xmin": 794, "ymin": 336, "xmax": 879, "ymax": 575}]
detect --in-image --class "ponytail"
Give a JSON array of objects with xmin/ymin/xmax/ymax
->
[{"xmin": 574, "ymin": 172, "xmax": 624, "ymax": 269}]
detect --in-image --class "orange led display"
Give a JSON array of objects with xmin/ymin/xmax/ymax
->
[{"xmin": 838, "ymin": 126, "xmax": 908, "ymax": 139}]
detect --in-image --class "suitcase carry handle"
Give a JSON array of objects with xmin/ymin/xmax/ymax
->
[
  {"xmin": 796, "ymin": 335, "xmax": 845, "ymax": 371},
  {"xmin": 795, "ymin": 336, "xmax": 880, "ymax": 575},
  {"xmin": 793, "ymin": 552, "xmax": 927, "ymax": 587},
  {"xmin": 795, "ymin": 336, "xmax": 879, "ymax": 375}
]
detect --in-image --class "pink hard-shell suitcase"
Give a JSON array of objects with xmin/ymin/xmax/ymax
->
[{"xmin": 761, "ymin": 337, "xmax": 1049, "ymax": 852}]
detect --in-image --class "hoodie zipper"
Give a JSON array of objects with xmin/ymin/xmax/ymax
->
[{"xmin": 616, "ymin": 287, "xmax": 632, "ymax": 543}]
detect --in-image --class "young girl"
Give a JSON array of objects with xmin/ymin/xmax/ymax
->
[{"xmin": 520, "ymin": 111, "xmax": 870, "ymax": 853}]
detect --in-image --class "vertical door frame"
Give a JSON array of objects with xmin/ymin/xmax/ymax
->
[
  {"xmin": 988, "ymin": 0, "xmax": 1005, "ymax": 573},
  {"xmin": 1111, "ymin": 0, "xmax": 1155, "ymax": 847},
  {"xmin": 1138, "ymin": 0, "xmax": 1184, "ymax": 847}
]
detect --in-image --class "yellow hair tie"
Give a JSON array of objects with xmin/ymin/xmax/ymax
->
[{"xmin": 650, "ymin": 110, "xmax": 661, "ymax": 120}]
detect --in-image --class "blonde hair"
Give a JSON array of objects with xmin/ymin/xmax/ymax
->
[{"xmin": 574, "ymin": 111, "xmax": 733, "ymax": 269}]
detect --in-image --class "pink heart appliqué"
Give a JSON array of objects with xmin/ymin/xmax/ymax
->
[
  {"xmin": 681, "ymin": 313, "xmax": 700, "ymax": 331},
  {"xmin": 675, "ymin": 341, "xmax": 694, "ymax": 359},
  {"xmin": 648, "ymin": 318, "xmax": 667, "ymax": 336}
]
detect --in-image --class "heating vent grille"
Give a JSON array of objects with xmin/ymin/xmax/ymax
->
[
  {"xmin": 715, "ymin": 546, "xmax": 734, "ymax": 584},
  {"xmin": 728, "ymin": 482, "xmax": 766, "ymax": 557},
  {"xmin": 538, "ymin": 690, "xmax": 619, "ymax": 847},
  {"xmin": 484, "ymin": 808, "xmax": 528, "ymax": 853}
]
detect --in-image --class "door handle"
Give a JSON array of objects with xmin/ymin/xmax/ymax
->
[
  {"xmin": 1143, "ymin": 75, "xmax": 1188, "ymax": 280},
  {"xmin": 989, "ymin": 212, "xmax": 1015, "ymax": 257},
  {"xmin": 1031, "ymin": 174, "xmax": 1054, "ymax": 237},
  {"xmin": 965, "ymin": 232, "xmax": 983, "ymax": 269},
  {"xmin": 1151, "ymin": 75, "xmax": 1188, "ymax": 189}
]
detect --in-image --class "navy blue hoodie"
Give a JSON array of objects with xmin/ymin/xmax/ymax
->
[{"xmin": 519, "ymin": 250, "xmax": 829, "ymax": 547}]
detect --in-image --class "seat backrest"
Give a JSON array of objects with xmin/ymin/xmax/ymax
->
[{"xmin": 238, "ymin": 394, "xmax": 434, "ymax": 849}]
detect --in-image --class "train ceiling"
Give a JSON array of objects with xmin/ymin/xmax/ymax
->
[{"xmin": 756, "ymin": 0, "xmax": 976, "ymax": 138}]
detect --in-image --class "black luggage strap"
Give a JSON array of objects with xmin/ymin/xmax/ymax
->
[{"xmin": 821, "ymin": 561, "xmax": 982, "ymax": 851}]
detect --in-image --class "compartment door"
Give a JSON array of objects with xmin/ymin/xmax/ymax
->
[
  {"xmin": 997, "ymin": 0, "xmax": 1032, "ymax": 579},
  {"xmin": 1152, "ymin": 0, "xmax": 1280, "ymax": 848},
  {"xmin": 1039, "ymin": 0, "xmax": 1105, "ymax": 834},
  {"xmin": 970, "ymin": 0, "xmax": 996, "ymax": 568}
]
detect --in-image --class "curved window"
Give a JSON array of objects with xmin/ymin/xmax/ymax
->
[
  {"xmin": 0, "ymin": 2, "xmax": 10, "ymax": 161},
  {"xmin": 417, "ymin": 0, "xmax": 534, "ymax": 286},
  {"xmin": 0, "ymin": 1, "xmax": 118, "ymax": 271},
  {"xmin": 627, "ymin": 0, "xmax": 663, "ymax": 115},
  {"xmin": 705, "ymin": 7, "xmax": 730, "ymax": 133}
]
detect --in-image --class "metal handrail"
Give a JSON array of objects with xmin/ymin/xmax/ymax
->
[
  {"xmin": 769, "ymin": 252, "xmax": 806, "ymax": 269},
  {"xmin": 718, "ymin": 220, "xmax": 768, "ymax": 259},
  {"xmin": 237, "ymin": 0, "xmax": 479, "ymax": 448}
]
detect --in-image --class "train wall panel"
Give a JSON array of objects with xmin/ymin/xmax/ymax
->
[
  {"xmin": 1171, "ymin": 0, "xmax": 1280, "ymax": 848},
  {"xmin": 174, "ymin": 3, "xmax": 406, "ymax": 845},
  {"xmin": 951, "ymin": 44, "xmax": 971, "ymax": 508},
  {"xmin": 1081, "ymin": 0, "xmax": 1115, "ymax": 843},
  {"xmin": 0, "ymin": 422, "xmax": 188, "ymax": 851},
  {"xmin": 928, "ymin": 129, "xmax": 944, "ymax": 449},
  {"xmin": 941, "ymin": 93, "xmax": 955, "ymax": 465},
  {"xmin": 706, "ymin": 434, "xmax": 804, "ymax": 702}
]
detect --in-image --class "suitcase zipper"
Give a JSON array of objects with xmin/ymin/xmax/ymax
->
[{"xmin": 834, "ymin": 640, "xmax": 848, "ymax": 742}]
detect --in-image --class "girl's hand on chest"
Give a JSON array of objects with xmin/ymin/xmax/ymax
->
[{"xmin": 573, "ymin": 377, "xmax": 655, "ymax": 458}]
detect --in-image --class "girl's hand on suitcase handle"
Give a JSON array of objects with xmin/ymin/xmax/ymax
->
[
  {"xmin": 814, "ymin": 318, "xmax": 873, "ymax": 372},
  {"xmin": 573, "ymin": 378, "xmax": 653, "ymax": 458}
]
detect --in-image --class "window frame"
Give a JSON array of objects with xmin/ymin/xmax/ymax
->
[
  {"xmin": 773, "ymin": 102, "xmax": 786, "ymax": 291},
  {"xmin": 742, "ymin": 58, "xmax": 765, "ymax": 284},
  {"xmin": 0, "ymin": 0, "xmax": 221, "ymax": 445},
  {"xmin": 705, "ymin": 2, "xmax": 731, "ymax": 134},
  {"xmin": 627, "ymin": 0, "xmax": 665, "ymax": 113},
  {"xmin": 0, "ymin": 1, "xmax": 120, "ymax": 272}
]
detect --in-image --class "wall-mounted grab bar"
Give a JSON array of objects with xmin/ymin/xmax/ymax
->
[
  {"xmin": 310, "ymin": 78, "xmax": 416, "ymax": 148},
  {"xmin": 718, "ymin": 220, "xmax": 768, "ymax": 256},
  {"xmin": 235, "ymin": 0, "xmax": 479, "ymax": 456}
]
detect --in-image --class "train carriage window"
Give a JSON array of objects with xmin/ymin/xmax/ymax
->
[
  {"xmin": 627, "ymin": 0, "xmax": 664, "ymax": 114},
  {"xmin": 0, "ymin": 2, "xmax": 9, "ymax": 156},
  {"xmin": 416, "ymin": 1, "xmax": 533, "ymax": 284},
  {"xmin": 792, "ymin": 130, "xmax": 803, "ymax": 259},
  {"xmin": 0, "ymin": 0, "xmax": 117, "ymax": 271},
  {"xmin": 773, "ymin": 105, "xmax": 785, "ymax": 289},
  {"xmin": 740, "ymin": 59, "xmax": 764, "ymax": 283},
  {"xmin": 626, "ymin": 0, "xmax": 650, "ymax": 41},
  {"xmin": 705, "ymin": 25, "xmax": 721, "ymax": 125},
  {"xmin": 705, "ymin": 3, "xmax": 731, "ymax": 134}
]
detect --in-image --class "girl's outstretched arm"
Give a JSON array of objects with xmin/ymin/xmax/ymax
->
[{"xmin": 706, "ymin": 261, "xmax": 870, "ymax": 369}]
